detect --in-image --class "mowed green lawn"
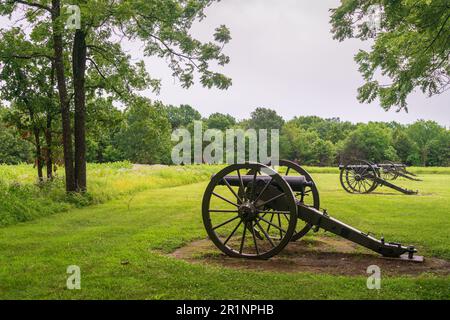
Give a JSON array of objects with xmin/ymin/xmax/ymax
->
[{"xmin": 0, "ymin": 170, "xmax": 449, "ymax": 300}]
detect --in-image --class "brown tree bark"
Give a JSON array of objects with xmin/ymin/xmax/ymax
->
[
  {"xmin": 51, "ymin": 0, "xmax": 76, "ymax": 192},
  {"xmin": 26, "ymin": 102, "xmax": 43, "ymax": 182},
  {"xmin": 73, "ymin": 29, "xmax": 87, "ymax": 192},
  {"xmin": 45, "ymin": 114, "xmax": 53, "ymax": 180},
  {"xmin": 33, "ymin": 127, "xmax": 44, "ymax": 182},
  {"xmin": 45, "ymin": 63, "xmax": 55, "ymax": 181}
]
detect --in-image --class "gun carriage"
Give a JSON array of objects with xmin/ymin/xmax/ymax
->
[
  {"xmin": 378, "ymin": 161, "xmax": 422, "ymax": 182},
  {"xmin": 339, "ymin": 160, "xmax": 419, "ymax": 195},
  {"xmin": 202, "ymin": 160, "xmax": 421, "ymax": 261}
]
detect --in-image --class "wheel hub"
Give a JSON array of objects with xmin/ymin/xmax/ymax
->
[{"xmin": 238, "ymin": 202, "xmax": 258, "ymax": 222}]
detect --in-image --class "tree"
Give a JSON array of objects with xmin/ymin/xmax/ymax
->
[
  {"xmin": 0, "ymin": 30, "xmax": 59, "ymax": 180},
  {"xmin": 339, "ymin": 123, "xmax": 397, "ymax": 163},
  {"xmin": 71, "ymin": 0, "xmax": 231, "ymax": 191},
  {"xmin": 0, "ymin": 107, "xmax": 33, "ymax": 164},
  {"xmin": 281, "ymin": 122, "xmax": 318, "ymax": 164},
  {"xmin": 0, "ymin": 0, "xmax": 231, "ymax": 192},
  {"xmin": 311, "ymin": 139, "xmax": 336, "ymax": 166},
  {"xmin": 290, "ymin": 116, "xmax": 356, "ymax": 144},
  {"xmin": 407, "ymin": 120, "xmax": 448, "ymax": 166},
  {"xmin": 206, "ymin": 113, "xmax": 236, "ymax": 131},
  {"xmin": 166, "ymin": 104, "xmax": 202, "ymax": 129},
  {"xmin": 428, "ymin": 130, "xmax": 450, "ymax": 166},
  {"xmin": 248, "ymin": 108, "xmax": 285, "ymax": 130},
  {"xmin": 330, "ymin": 0, "xmax": 450, "ymax": 111},
  {"xmin": 85, "ymin": 97, "xmax": 124, "ymax": 163},
  {"xmin": 116, "ymin": 99, "xmax": 172, "ymax": 165},
  {"xmin": 392, "ymin": 128, "xmax": 419, "ymax": 165}
]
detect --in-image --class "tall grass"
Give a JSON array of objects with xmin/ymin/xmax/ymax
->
[
  {"xmin": 0, "ymin": 162, "xmax": 220, "ymax": 227},
  {"xmin": 0, "ymin": 162, "xmax": 448, "ymax": 227}
]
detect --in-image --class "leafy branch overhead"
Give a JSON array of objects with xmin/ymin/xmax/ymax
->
[
  {"xmin": 1, "ymin": 0, "xmax": 232, "ymax": 96},
  {"xmin": 330, "ymin": 0, "xmax": 450, "ymax": 111}
]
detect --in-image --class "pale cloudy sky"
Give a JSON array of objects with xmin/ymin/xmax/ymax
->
[
  {"xmin": 1, "ymin": 0, "xmax": 448, "ymax": 126},
  {"xmin": 129, "ymin": 0, "xmax": 449, "ymax": 126}
]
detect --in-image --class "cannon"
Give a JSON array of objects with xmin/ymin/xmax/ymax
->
[
  {"xmin": 339, "ymin": 160, "xmax": 419, "ymax": 195},
  {"xmin": 378, "ymin": 161, "xmax": 422, "ymax": 182},
  {"xmin": 202, "ymin": 160, "xmax": 421, "ymax": 260}
]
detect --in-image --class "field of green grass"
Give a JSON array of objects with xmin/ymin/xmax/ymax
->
[
  {"xmin": 0, "ymin": 162, "xmax": 220, "ymax": 227},
  {"xmin": 0, "ymin": 163, "xmax": 449, "ymax": 300}
]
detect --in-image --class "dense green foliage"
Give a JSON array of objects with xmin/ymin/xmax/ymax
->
[
  {"xmin": 115, "ymin": 99, "xmax": 172, "ymax": 164},
  {"xmin": 0, "ymin": 107, "xmax": 33, "ymax": 164},
  {"xmin": 330, "ymin": 0, "xmax": 450, "ymax": 111},
  {"xmin": 283, "ymin": 117, "xmax": 449, "ymax": 166},
  {"xmin": 1, "ymin": 105, "xmax": 448, "ymax": 167}
]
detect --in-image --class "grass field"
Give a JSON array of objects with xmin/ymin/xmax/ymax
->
[{"xmin": 0, "ymin": 163, "xmax": 449, "ymax": 300}]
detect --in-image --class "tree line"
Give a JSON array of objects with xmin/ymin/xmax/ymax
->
[{"xmin": 2, "ymin": 103, "xmax": 449, "ymax": 171}]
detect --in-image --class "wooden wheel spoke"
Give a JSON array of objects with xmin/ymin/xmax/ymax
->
[
  {"xmin": 256, "ymin": 193, "xmax": 285, "ymax": 208},
  {"xmin": 239, "ymin": 223, "xmax": 247, "ymax": 254},
  {"xmin": 253, "ymin": 176, "xmax": 274, "ymax": 203},
  {"xmin": 250, "ymin": 222, "xmax": 260, "ymax": 255},
  {"xmin": 255, "ymin": 220, "xmax": 276, "ymax": 248},
  {"xmin": 222, "ymin": 178, "xmax": 243, "ymax": 204},
  {"xmin": 224, "ymin": 220, "xmax": 243, "ymax": 246},
  {"xmin": 250, "ymin": 170, "xmax": 259, "ymax": 201},
  {"xmin": 212, "ymin": 192, "xmax": 239, "ymax": 208},
  {"xmin": 277, "ymin": 214, "xmax": 283, "ymax": 239},
  {"xmin": 237, "ymin": 170, "xmax": 246, "ymax": 201},
  {"xmin": 266, "ymin": 213, "xmax": 275, "ymax": 233},
  {"xmin": 212, "ymin": 215, "xmax": 240, "ymax": 231},
  {"xmin": 259, "ymin": 216, "xmax": 287, "ymax": 234}
]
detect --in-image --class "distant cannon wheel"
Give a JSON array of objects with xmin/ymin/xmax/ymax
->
[
  {"xmin": 202, "ymin": 163, "xmax": 298, "ymax": 259},
  {"xmin": 340, "ymin": 160, "xmax": 378, "ymax": 194},
  {"xmin": 273, "ymin": 160, "xmax": 319, "ymax": 242},
  {"xmin": 381, "ymin": 160, "xmax": 399, "ymax": 181}
]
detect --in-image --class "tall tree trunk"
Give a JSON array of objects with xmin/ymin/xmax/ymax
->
[
  {"xmin": 46, "ymin": 63, "xmax": 55, "ymax": 181},
  {"xmin": 45, "ymin": 114, "xmax": 53, "ymax": 180},
  {"xmin": 51, "ymin": 0, "xmax": 76, "ymax": 192},
  {"xmin": 24, "ymin": 96, "xmax": 43, "ymax": 182},
  {"xmin": 33, "ymin": 127, "xmax": 44, "ymax": 182},
  {"xmin": 73, "ymin": 29, "xmax": 87, "ymax": 192}
]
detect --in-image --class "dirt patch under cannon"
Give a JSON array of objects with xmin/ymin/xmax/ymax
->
[{"xmin": 169, "ymin": 236, "xmax": 450, "ymax": 276}]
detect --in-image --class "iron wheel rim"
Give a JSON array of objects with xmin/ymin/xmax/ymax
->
[{"xmin": 202, "ymin": 163, "xmax": 298, "ymax": 259}]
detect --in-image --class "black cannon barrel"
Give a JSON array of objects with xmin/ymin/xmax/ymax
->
[
  {"xmin": 339, "ymin": 164, "xmax": 379, "ymax": 170},
  {"xmin": 218, "ymin": 175, "xmax": 313, "ymax": 192}
]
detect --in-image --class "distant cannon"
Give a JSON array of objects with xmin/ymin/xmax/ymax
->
[
  {"xmin": 202, "ymin": 160, "xmax": 421, "ymax": 261},
  {"xmin": 378, "ymin": 161, "xmax": 422, "ymax": 182},
  {"xmin": 339, "ymin": 160, "xmax": 419, "ymax": 195}
]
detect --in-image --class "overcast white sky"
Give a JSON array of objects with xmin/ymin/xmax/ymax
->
[
  {"xmin": 1, "ymin": 0, "xmax": 448, "ymax": 126},
  {"xmin": 130, "ymin": 0, "xmax": 449, "ymax": 126}
]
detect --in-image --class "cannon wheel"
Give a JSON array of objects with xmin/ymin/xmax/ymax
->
[
  {"xmin": 274, "ymin": 160, "xmax": 319, "ymax": 242},
  {"xmin": 340, "ymin": 160, "xmax": 378, "ymax": 194},
  {"xmin": 380, "ymin": 160, "xmax": 399, "ymax": 181},
  {"xmin": 246, "ymin": 160, "xmax": 319, "ymax": 242},
  {"xmin": 202, "ymin": 163, "xmax": 298, "ymax": 259}
]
